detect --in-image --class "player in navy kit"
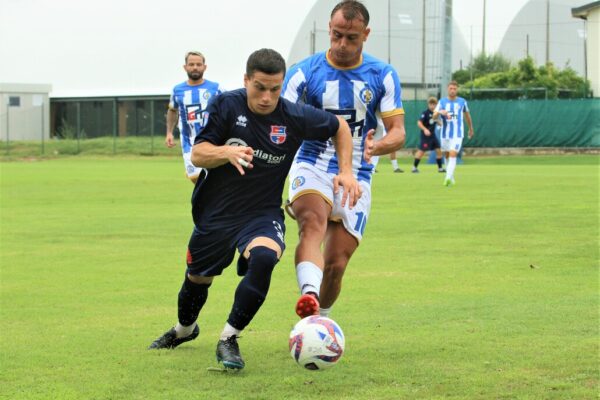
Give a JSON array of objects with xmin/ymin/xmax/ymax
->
[
  {"xmin": 148, "ymin": 49, "xmax": 360, "ymax": 371},
  {"xmin": 412, "ymin": 97, "xmax": 444, "ymax": 173}
]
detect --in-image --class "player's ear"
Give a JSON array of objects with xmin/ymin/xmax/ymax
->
[
  {"xmin": 363, "ymin": 27, "xmax": 371, "ymax": 41},
  {"xmin": 243, "ymin": 74, "xmax": 249, "ymax": 88}
]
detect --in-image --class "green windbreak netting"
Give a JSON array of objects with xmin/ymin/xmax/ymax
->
[{"xmin": 401, "ymin": 98, "xmax": 600, "ymax": 148}]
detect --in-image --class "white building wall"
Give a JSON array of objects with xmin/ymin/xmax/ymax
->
[{"xmin": 0, "ymin": 84, "xmax": 52, "ymax": 141}]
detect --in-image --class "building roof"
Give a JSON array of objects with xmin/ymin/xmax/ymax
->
[{"xmin": 571, "ymin": 1, "xmax": 600, "ymax": 19}]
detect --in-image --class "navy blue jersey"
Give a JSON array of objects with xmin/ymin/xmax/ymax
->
[
  {"xmin": 419, "ymin": 109, "xmax": 438, "ymax": 135},
  {"xmin": 192, "ymin": 88, "xmax": 340, "ymax": 228}
]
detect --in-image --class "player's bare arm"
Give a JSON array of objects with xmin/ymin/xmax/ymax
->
[
  {"xmin": 465, "ymin": 111, "xmax": 474, "ymax": 138},
  {"xmin": 191, "ymin": 141, "xmax": 254, "ymax": 175},
  {"xmin": 364, "ymin": 114, "xmax": 406, "ymax": 159},
  {"xmin": 165, "ymin": 108, "xmax": 179, "ymax": 148},
  {"xmin": 331, "ymin": 115, "xmax": 361, "ymax": 208}
]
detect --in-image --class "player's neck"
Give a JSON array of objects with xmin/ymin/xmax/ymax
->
[
  {"xmin": 326, "ymin": 50, "xmax": 362, "ymax": 70},
  {"xmin": 187, "ymin": 78, "xmax": 205, "ymax": 86}
]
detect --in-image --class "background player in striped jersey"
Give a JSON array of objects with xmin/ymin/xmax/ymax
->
[
  {"xmin": 282, "ymin": 0, "xmax": 406, "ymax": 319},
  {"xmin": 165, "ymin": 51, "xmax": 224, "ymax": 183},
  {"xmin": 433, "ymin": 81, "xmax": 474, "ymax": 186}
]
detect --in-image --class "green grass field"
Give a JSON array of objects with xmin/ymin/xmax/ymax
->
[{"xmin": 1, "ymin": 155, "xmax": 598, "ymax": 399}]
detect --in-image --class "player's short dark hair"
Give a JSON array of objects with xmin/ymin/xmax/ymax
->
[
  {"xmin": 331, "ymin": 0, "xmax": 370, "ymax": 26},
  {"xmin": 185, "ymin": 51, "xmax": 205, "ymax": 64},
  {"xmin": 246, "ymin": 48, "xmax": 286, "ymax": 77}
]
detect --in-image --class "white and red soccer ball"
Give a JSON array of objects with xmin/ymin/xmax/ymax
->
[{"xmin": 289, "ymin": 316, "xmax": 345, "ymax": 370}]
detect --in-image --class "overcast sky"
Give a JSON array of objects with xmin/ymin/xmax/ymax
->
[{"xmin": 0, "ymin": 0, "xmax": 530, "ymax": 97}]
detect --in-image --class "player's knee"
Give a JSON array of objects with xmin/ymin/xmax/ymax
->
[
  {"xmin": 246, "ymin": 246, "xmax": 279, "ymax": 294},
  {"xmin": 296, "ymin": 208, "xmax": 327, "ymax": 235},
  {"xmin": 248, "ymin": 246, "xmax": 279, "ymax": 275}
]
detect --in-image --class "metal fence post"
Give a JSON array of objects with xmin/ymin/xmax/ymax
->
[
  {"xmin": 76, "ymin": 101, "xmax": 81, "ymax": 153},
  {"xmin": 5, "ymin": 102, "xmax": 9, "ymax": 155},
  {"xmin": 41, "ymin": 101, "xmax": 45, "ymax": 155},
  {"xmin": 150, "ymin": 100, "xmax": 155, "ymax": 155}
]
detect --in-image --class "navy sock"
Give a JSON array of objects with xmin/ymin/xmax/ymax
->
[
  {"xmin": 414, "ymin": 158, "xmax": 421, "ymax": 168},
  {"xmin": 227, "ymin": 247, "xmax": 279, "ymax": 330},
  {"xmin": 436, "ymin": 158, "xmax": 443, "ymax": 168},
  {"xmin": 177, "ymin": 274, "xmax": 210, "ymax": 326}
]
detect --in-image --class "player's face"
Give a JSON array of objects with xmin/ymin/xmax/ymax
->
[
  {"xmin": 447, "ymin": 84, "xmax": 458, "ymax": 99},
  {"xmin": 244, "ymin": 71, "xmax": 284, "ymax": 115},
  {"xmin": 184, "ymin": 55, "xmax": 206, "ymax": 82},
  {"xmin": 428, "ymin": 102, "xmax": 437, "ymax": 111},
  {"xmin": 328, "ymin": 10, "xmax": 370, "ymax": 67}
]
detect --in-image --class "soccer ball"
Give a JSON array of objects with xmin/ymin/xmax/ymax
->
[{"xmin": 289, "ymin": 315, "xmax": 345, "ymax": 370}]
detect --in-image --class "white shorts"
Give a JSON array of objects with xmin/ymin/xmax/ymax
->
[
  {"xmin": 441, "ymin": 137, "xmax": 463, "ymax": 153},
  {"xmin": 287, "ymin": 162, "xmax": 372, "ymax": 242},
  {"xmin": 182, "ymin": 144, "xmax": 203, "ymax": 179}
]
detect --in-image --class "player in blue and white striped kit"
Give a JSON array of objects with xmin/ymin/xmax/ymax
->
[
  {"xmin": 282, "ymin": 0, "xmax": 406, "ymax": 319},
  {"xmin": 166, "ymin": 51, "xmax": 224, "ymax": 183},
  {"xmin": 433, "ymin": 80, "xmax": 474, "ymax": 186}
]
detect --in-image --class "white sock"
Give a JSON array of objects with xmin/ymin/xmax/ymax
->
[
  {"xmin": 319, "ymin": 307, "xmax": 332, "ymax": 317},
  {"xmin": 446, "ymin": 157, "xmax": 457, "ymax": 180},
  {"xmin": 391, "ymin": 159, "xmax": 398, "ymax": 169},
  {"xmin": 220, "ymin": 322, "xmax": 241, "ymax": 340},
  {"xmin": 296, "ymin": 261, "xmax": 323, "ymax": 296},
  {"xmin": 371, "ymin": 155, "xmax": 379, "ymax": 168},
  {"xmin": 175, "ymin": 322, "xmax": 197, "ymax": 338}
]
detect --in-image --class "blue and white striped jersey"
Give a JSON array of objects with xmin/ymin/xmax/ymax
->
[
  {"xmin": 435, "ymin": 97, "xmax": 469, "ymax": 139},
  {"xmin": 169, "ymin": 80, "xmax": 224, "ymax": 152},
  {"xmin": 282, "ymin": 52, "xmax": 404, "ymax": 183}
]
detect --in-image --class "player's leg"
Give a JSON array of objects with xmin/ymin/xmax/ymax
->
[
  {"xmin": 435, "ymin": 149, "xmax": 445, "ymax": 172},
  {"xmin": 445, "ymin": 149, "xmax": 459, "ymax": 186},
  {"xmin": 412, "ymin": 149, "xmax": 424, "ymax": 173},
  {"xmin": 149, "ymin": 228, "xmax": 233, "ymax": 350},
  {"xmin": 390, "ymin": 151, "xmax": 403, "ymax": 173},
  {"xmin": 291, "ymin": 193, "xmax": 331, "ymax": 317},
  {"xmin": 432, "ymin": 136, "xmax": 445, "ymax": 172},
  {"xmin": 216, "ymin": 217, "xmax": 284, "ymax": 369},
  {"xmin": 287, "ymin": 163, "xmax": 335, "ymax": 318},
  {"xmin": 319, "ymin": 222, "xmax": 359, "ymax": 316},
  {"xmin": 318, "ymin": 181, "xmax": 370, "ymax": 316}
]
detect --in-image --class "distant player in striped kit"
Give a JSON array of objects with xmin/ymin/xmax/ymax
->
[
  {"xmin": 165, "ymin": 51, "xmax": 224, "ymax": 183},
  {"xmin": 433, "ymin": 81, "xmax": 474, "ymax": 186},
  {"xmin": 282, "ymin": 0, "xmax": 406, "ymax": 319}
]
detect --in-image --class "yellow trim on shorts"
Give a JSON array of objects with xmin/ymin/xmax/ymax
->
[
  {"xmin": 289, "ymin": 189, "xmax": 333, "ymax": 208},
  {"xmin": 380, "ymin": 108, "xmax": 405, "ymax": 118}
]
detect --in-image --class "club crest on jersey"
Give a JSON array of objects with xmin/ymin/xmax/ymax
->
[
  {"xmin": 359, "ymin": 87, "xmax": 373, "ymax": 105},
  {"xmin": 291, "ymin": 176, "xmax": 305, "ymax": 190},
  {"xmin": 270, "ymin": 125, "xmax": 287, "ymax": 144},
  {"xmin": 203, "ymin": 91, "xmax": 211, "ymax": 101}
]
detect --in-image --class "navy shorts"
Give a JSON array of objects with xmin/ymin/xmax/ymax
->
[
  {"xmin": 419, "ymin": 133, "xmax": 440, "ymax": 151},
  {"xmin": 186, "ymin": 209, "xmax": 286, "ymax": 277}
]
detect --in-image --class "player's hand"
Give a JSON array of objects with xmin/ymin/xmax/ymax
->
[
  {"xmin": 468, "ymin": 129, "xmax": 474, "ymax": 139},
  {"xmin": 229, "ymin": 146, "xmax": 254, "ymax": 175},
  {"xmin": 424, "ymin": 129, "xmax": 431, "ymax": 137},
  {"xmin": 165, "ymin": 132, "xmax": 176, "ymax": 148},
  {"xmin": 333, "ymin": 171, "xmax": 361, "ymax": 209},
  {"xmin": 362, "ymin": 129, "xmax": 376, "ymax": 164}
]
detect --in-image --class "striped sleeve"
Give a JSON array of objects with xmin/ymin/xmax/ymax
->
[{"xmin": 379, "ymin": 69, "xmax": 404, "ymax": 119}]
